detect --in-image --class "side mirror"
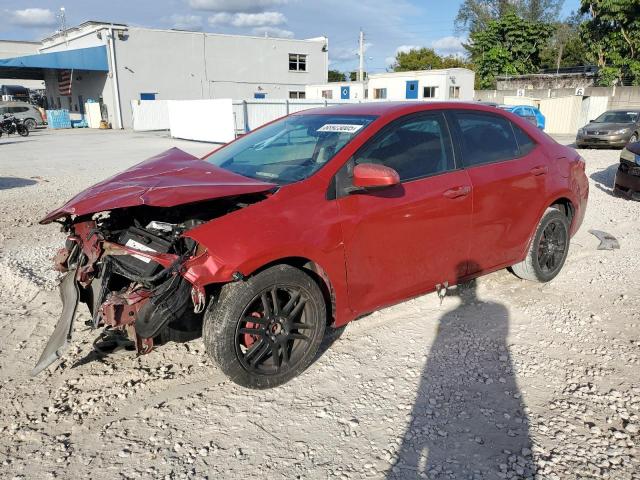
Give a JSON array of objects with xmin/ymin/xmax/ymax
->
[
  {"xmin": 352, "ymin": 163, "xmax": 400, "ymax": 190},
  {"xmin": 589, "ymin": 119, "xmax": 595, "ymax": 123}
]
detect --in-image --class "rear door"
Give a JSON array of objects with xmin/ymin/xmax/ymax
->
[
  {"xmin": 449, "ymin": 110, "xmax": 547, "ymax": 273},
  {"xmin": 336, "ymin": 111, "xmax": 473, "ymax": 313}
]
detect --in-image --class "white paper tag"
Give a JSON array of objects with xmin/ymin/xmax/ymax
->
[
  {"xmin": 317, "ymin": 124, "xmax": 364, "ymax": 134},
  {"xmin": 125, "ymin": 239, "xmax": 157, "ymax": 263}
]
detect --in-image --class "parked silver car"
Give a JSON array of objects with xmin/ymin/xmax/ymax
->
[
  {"xmin": 576, "ymin": 109, "xmax": 640, "ymax": 148},
  {"xmin": 0, "ymin": 101, "xmax": 45, "ymax": 130}
]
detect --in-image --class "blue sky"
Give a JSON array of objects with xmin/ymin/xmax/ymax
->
[{"xmin": 1, "ymin": 0, "xmax": 580, "ymax": 72}]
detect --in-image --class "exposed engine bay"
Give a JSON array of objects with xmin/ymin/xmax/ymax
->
[{"xmin": 32, "ymin": 195, "xmax": 266, "ymax": 375}]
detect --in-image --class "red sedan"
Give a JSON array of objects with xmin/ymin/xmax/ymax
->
[{"xmin": 36, "ymin": 102, "xmax": 588, "ymax": 388}]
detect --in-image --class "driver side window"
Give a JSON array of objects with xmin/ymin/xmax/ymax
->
[{"xmin": 352, "ymin": 113, "xmax": 455, "ymax": 182}]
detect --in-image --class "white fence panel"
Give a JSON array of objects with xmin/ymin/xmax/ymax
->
[
  {"xmin": 168, "ymin": 99, "xmax": 235, "ymax": 143},
  {"xmin": 131, "ymin": 100, "xmax": 170, "ymax": 131},
  {"xmin": 246, "ymin": 100, "xmax": 288, "ymax": 131},
  {"xmin": 539, "ymin": 96, "xmax": 583, "ymax": 134},
  {"xmin": 232, "ymin": 99, "xmax": 363, "ymax": 133},
  {"xmin": 577, "ymin": 96, "xmax": 609, "ymax": 129}
]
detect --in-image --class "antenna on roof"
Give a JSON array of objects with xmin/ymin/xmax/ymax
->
[{"xmin": 57, "ymin": 7, "xmax": 68, "ymax": 46}]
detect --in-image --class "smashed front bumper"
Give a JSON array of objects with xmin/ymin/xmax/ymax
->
[
  {"xmin": 31, "ymin": 269, "xmax": 79, "ymax": 376},
  {"xmin": 614, "ymin": 161, "xmax": 640, "ymax": 200},
  {"xmin": 32, "ymin": 220, "xmax": 221, "ymax": 375}
]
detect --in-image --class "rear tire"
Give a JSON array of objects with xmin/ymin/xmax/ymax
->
[
  {"xmin": 511, "ymin": 207, "xmax": 570, "ymax": 283},
  {"xmin": 23, "ymin": 118, "xmax": 37, "ymax": 131},
  {"xmin": 203, "ymin": 265, "xmax": 326, "ymax": 389}
]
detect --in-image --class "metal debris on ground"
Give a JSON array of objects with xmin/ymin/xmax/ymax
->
[{"xmin": 588, "ymin": 229, "xmax": 620, "ymax": 250}]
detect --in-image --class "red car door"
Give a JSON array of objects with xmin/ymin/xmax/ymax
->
[
  {"xmin": 450, "ymin": 111, "xmax": 548, "ymax": 272},
  {"xmin": 335, "ymin": 112, "xmax": 473, "ymax": 314}
]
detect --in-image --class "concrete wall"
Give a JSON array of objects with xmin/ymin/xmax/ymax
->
[
  {"xmin": 497, "ymin": 73, "xmax": 597, "ymax": 90},
  {"xmin": 475, "ymin": 86, "xmax": 640, "ymax": 107}
]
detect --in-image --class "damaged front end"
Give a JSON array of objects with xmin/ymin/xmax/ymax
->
[{"xmin": 32, "ymin": 198, "xmax": 258, "ymax": 376}]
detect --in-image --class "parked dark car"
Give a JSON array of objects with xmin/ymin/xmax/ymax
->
[
  {"xmin": 614, "ymin": 142, "xmax": 640, "ymax": 200},
  {"xmin": 35, "ymin": 102, "xmax": 588, "ymax": 388},
  {"xmin": 576, "ymin": 109, "xmax": 640, "ymax": 148}
]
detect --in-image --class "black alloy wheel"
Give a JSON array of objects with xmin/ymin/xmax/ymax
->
[
  {"xmin": 236, "ymin": 286, "xmax": 315, "ymax": 375},
  {"xmin": 536, "ymin": 219, "xmax": 568, "ymax": 275},
  {"xmin": 510, "ymin": 207, "xmax": 570, "ymax": 283},
  {"xmin": 203, "ymin": 264, "xmax": 326, "ymax": 389}
]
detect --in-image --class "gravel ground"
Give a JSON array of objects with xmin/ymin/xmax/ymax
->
[{"xmin": 0, "ymin": 129, "xmax": 638, "ymax": 480}]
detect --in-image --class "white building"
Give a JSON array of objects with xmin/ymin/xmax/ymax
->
[
  {"xmin": 0, "ymin": 40, "xmax": 45, "ymax": 91},
  {"xmin": 306, "ymin": 68, "xmax": 475, "ymax": 102},
  {"xmin": 0, "ymin": 21, "xmax": 328, "ymax": 128}
]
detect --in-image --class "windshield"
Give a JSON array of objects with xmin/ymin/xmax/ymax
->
[
  {"xmin": 593, "ymin": 111, "xmax": 639, "ymax": 124},
  {"xmin": 204, "ymin": 114, "xmax": 377, "ymax": 184}
]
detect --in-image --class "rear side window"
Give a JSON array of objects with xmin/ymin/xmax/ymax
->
[
  {"xmin": 454, "ymin": 112, "xmax": 520, "ymax": 167},
  {"xmin": 513, "ymin": 124, "xmax": 537, "ymax": 156}
]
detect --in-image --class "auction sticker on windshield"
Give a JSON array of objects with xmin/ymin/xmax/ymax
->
[{"xmin": 317, "ymin": 124, "xmax": 364, "ymax": 134}]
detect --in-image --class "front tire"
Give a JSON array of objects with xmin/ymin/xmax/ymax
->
[
  {"xmin": 203, "ymin": 265, "xmax": 326, "ymax": 389},
  {"xmin": 511, "ymin": 207, "xmax": 570, "ymax": 283},
  {"xmin": 17, "ymin": 125, "xmax": 29, "ymax": 137}
]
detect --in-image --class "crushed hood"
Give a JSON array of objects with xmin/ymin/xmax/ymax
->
[{"xmin": 40, "ymin": 148, "xmax": 276, "ymax": 224}]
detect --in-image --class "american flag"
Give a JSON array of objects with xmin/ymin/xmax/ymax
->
[{"xmin": 58, "ymin": 69, "xmax": 73, "ymax": 96}]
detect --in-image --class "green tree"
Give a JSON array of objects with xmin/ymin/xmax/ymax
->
[
  {"xmin": 466, "ymin": 12, "xmax": 553, "ymax": 88},
  {"xmin": 579, "ymin": 0, "xmax": 640, "ymax": 85},
  {"xmin": 391, "ymin": 48, "xmax": 471, "ymax": 72},
  {"xmin": 540, "ymin": 12, "xmax": 588, "ymax": 70},
  {"xmin": 328, "ymin": 69, "xmax": 346, "ymax": 82},
  {"xmin": 392, "ymin": 48, "xmax": 445, "ymax": 71},
  {"xmin": 456, "ymin": 0, "xmax": 563, "ymax": 32}
]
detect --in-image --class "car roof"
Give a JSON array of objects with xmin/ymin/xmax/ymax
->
[{"xmin": 293, "ymin": 101, "xmax": 509, "ymax": 118}]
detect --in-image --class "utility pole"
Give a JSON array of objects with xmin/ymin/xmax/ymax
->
[{"xmin": 358, "ymin": 29, "xmax": 365, "ymax": 82}]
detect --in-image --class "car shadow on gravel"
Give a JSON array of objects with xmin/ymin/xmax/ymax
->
[
  {"xmin": 389, "ymin": 264, "xmax": 535, "ymax": 479},
  {"xmin": 590, "ymin": 164, "xmax": 619, "ymax": 196},
  {"xmin": 0, "ymin": 177, "xmax": 38, "ymax": 190}
]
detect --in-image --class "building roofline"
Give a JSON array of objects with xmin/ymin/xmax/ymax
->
[
  {"xmin": 0, "ymin": 39, "xmax": 41, "ymax": 45},
  {"xmin": 41, "ymin": 21, "xmax": 128, "ymax": 43},
  {"xmin": 131, "ymin": 26, "xmax": 327, "ymax": 43},
  {"xmin": 369, "ymin": 68, "xmax": 474, "ymax": 78},
  {"xmin": 41, "ymin": 21, "xmax": 327, "ymax": 45}
]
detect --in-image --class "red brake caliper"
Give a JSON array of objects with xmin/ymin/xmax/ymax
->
[{"xmin": 243, "ymin": 312, "xmax": 262, "ymax": 348}]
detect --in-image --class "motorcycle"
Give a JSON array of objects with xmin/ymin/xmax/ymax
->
[{"xmin": 0, "ymin": 113, "xmax": 29, "ymax": 137}]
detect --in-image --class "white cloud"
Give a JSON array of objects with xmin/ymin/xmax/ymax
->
[
  {"xmin": 431, "ymin": 36, "xmax": 467, "ymax": 57},
  {"xmin": 331, "ymin": 42, "xmax": 372, "ymax": 63},
  {"xmin": 209, "ymin": 11, "xmax": 286, "ymax": 27},
  {"xmin": 6, "ymin": 8, "xmax": 57, "ymax": 28},
  {"xmin": 170, "ymin": 14, "xmax": 203, "ymax": 30},
  {"xmin": 252, "ymin": 26, "xmax": 294, "ymax": 38},
  {"xmin": 188, "ymin": 0, "xmax": 288, "ymax": 12}
]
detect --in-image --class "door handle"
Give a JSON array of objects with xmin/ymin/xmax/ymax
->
[
  {"xmin": 530, "ymin": 165, "xmax": 548, "ymax": 176},
  {"xmin": 443, "ymin": 185, "xmax": 471, "ymax": 199}
]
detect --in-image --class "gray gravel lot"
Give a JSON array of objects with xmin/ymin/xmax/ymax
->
[{"xmin": 0, "ymin": 128, "xmax": 638, "ymax": 480}]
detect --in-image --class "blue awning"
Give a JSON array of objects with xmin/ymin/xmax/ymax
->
[{"xmin": 0, "ymin": 46, "xmax": 109, "ymax": 80}]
